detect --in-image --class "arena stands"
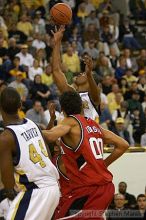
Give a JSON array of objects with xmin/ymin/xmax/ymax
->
[{"xmin": 0, "ymin": 1, "xmax": 146, "ymax": 218}]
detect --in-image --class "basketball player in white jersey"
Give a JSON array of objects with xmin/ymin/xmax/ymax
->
[
  {"xmin": 51, "ymin": 26, "xmax": 100, "ymax": 121},
  {"xmin": 0, "ymin": 87, "xmax": 60, "ymax": 220}
]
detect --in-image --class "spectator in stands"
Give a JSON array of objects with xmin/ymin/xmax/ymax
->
[
  {"xmin": 62, "ymin": 45, "xmax": 80, "ymax": 74},
  {"xmin": 137, "ymin": 76, "xmax": 146, "ymax": 93},
  {"xmin": 8, "ymin": 71, "xmax": 28, "ymax": 100},
  {"xmin": 123, "ymin": 68, "xmax": 138, "ymax": 87},
  {"xmin": 127, "ymin": 91, "xmax": 144, "ymax": 114},
  {"xmin": 123, "ymin": 48, "xmax": 138, "ymax": 73},
  {"xmin": 8, "ymin": 71, "xmax": 31, "ymax": 111},
  {"xmin": 32, "ymin": 16, "xmax": 46, "ymax": 36},
  {"xmin": 8, "ymin": 56, "xmax": 25, "ymax": 80},
  {"xmin": 26, "ymin": 37, "xmax": 36, "ymax": 57},
  {"xmin": 7, "ymin": 38, "xmax": 20, "ymax": 60},
  {"xmin": 35, "ymin": 48, "xmax": 47, "ymax": 69},
  {"xmin": 102, "ymin": 75, "xmax": 112, "ymax": 95},
  {"xmin": 134, "ymin": 194, "xmax": 146, "ymax": 220},
  {"xmin": 112, "ymin": 101, "xmax": 131, "ymax": 126},
  {"xmin": 8, "ymin": 23, "xmax": 27, "ymax": 44},
  {"xmin": 77, "ymin": 2, "xmax": 89, "ymax": 21},
  {"xmin": 119, "ymin": 77, "xmax": 129, "ymax": 95},
  {"xmin": 137, "ymin": 49, "xmax": 146, "ymax": 71},
  {"xmin": 84, "ymin": 0, "xmax": 96, "ymax": 15},
  {"xmin": 28, "ymin": 59, "xmax": 43, "ymax": 81},
  {"xmin": 119, "ymin": 18, "xmax": 141, "ymax": 50},
  {"xmin": 98, "ymin": 55, "xmax": 114, "ymax": 77},
  {"xmin": 30, "ymin": 74, "xmax": 51, "ymax": 107},
  {"xmin": 108, "ymin": 47, "xmax": 119, "ymax": 69},
  {"xmin": 41, "ymin": 63, "xmax": 54, "ymax": 87},
  {"xmin": 106, "ymin": 193, "xmax": 129, "ymax": 220},
  {"xmin": 69, "ymin": 26, "xmax": 82, "ymax": 44},
  {"xmin": 83, "ymin": 40, "xmax": 99, "ymax": 59},
  {"xmin": 118, "ymin": 181, "xmax": 137, "ymax": 208},
  {"xmin": 129, "ymin": 0, "xmax": 146, "ymax": 20},
  {"xmin": 83, "ymin": 24, "xmax": 99, "ymax": 42},
  {"xmin": 99, "ymin": 102, "xmax": 112, "ymax": 129},
  {"xmin": 85, "ymin": 10, "xmax": 100, "ymax": 30},
  {"xmin": 111, "ymin": 117, "xmax": 135, "ymax": 146},
  {"xmin": 17, "ymin": 14, "xmax": 33, "ymax": 37},
  {"xmin": 16, "ymin": 44, "xmax": 34, "ymax": 70},
  {"xmin": 26, "ymin": 100, "xmax": 47, "ymax": 130},
  {"xmin": 107, "ymin": 83, "xmax": 120, "ymax": 104},
  {"xmin": 32, "ymin": 32, "xmax": 46, "ymax": 50},
  {"xmin": 130, "ymin": 109, "xmax": 145, "ymax": 144},
  {"xmin": 108, "ymin": 92, "xmax": 123, "ymax": 114},
  {"xmin": 115, "ymin": 56, "xmax": 126, "ymax": 80},
  {"xmin": 124, "ymin": 81, "xmax": 145, "ymax": 102}
]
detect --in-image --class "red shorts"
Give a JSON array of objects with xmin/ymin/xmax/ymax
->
[{"xmin": 54, "ymin": 182, "xmax": 115, "ymax": 220}]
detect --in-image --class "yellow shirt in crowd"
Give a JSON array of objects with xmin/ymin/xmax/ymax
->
[
  {"xmin": 41, "ymin": 73, "xmax": 53, "ymax": 87},
  {"xmin": 17, "ymin": 21, "xmax": 33, "ymax": 36},
  {"xmin": 91, "ymin": 0, "xmax": 104, "ymax": 9},
  {"xmin": 62, "ymin": 53, "xmax": 80, "ymax": 74}
]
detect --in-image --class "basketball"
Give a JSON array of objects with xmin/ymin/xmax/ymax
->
[{"xmin": 50, "ymin": 3, "xmax": 72, "ymax": 25}]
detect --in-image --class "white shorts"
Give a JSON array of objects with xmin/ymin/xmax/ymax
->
[{"xmin": 7, "ymin": 185, "xmax": 60, "ymax": 220}]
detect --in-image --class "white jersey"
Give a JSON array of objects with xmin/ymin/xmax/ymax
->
[
  {"xmin": 79, "ymin": 91, "xmax": 99, "ymax": 120},
  {"xmin": 6, "ymin": 118, "xmax": 59, "ymax": 191}
]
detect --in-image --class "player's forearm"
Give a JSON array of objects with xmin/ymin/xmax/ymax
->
[
  {"xmin": 46, "ymin": 118, "xmax": 56, "ymax": 130},
  {"xmin": 52, "ymin": 40, "xmax": 61, "ymax": 73},
  {"xmin": 104, "ymin": 144, "xmax": 129, "ymax": 167},
  {"xmin": 87, "ymin": 73, "xmax": 101, "ymax": 106}
]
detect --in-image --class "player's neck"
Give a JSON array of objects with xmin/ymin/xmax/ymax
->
[{"xmin": 3, "ymin": 114, "xmax": 22, "ymax": 126}]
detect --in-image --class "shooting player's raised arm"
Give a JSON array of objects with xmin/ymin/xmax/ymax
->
[{"xmin": 52, "ymin": 26, "xmax": 74, "ymax": 94}]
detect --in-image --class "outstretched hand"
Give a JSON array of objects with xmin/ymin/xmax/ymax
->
[
  {"xmin": 83, "ymin": 56, "xmax": 93, "ymax": 75},
  {"xmin": 51, "ymin": 25, "xmax": 65, "ymax": 43},
  {"xmin": 49, "ymin": 103, "xmax": 56, "ymax": 121}
]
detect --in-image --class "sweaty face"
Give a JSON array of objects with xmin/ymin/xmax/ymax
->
[{"xmin": 74, "ymin": 73, "xmax": 87, "ymax": 85}]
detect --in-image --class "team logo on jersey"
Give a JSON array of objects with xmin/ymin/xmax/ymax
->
[{"xmin": 82, "ymin": 100, "xmax": 89, "ymax": 109}]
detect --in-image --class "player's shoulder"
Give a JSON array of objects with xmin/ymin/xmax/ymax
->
[
  {"xmin": 61, "ymin": 116, "xmax": 78, "ymax": 125},
  {"xmin": 0, "ymin": 129, "xmax": 15, "ymax": 151}
]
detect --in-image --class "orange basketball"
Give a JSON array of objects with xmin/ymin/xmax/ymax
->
[{"xmin": 50, "ymin": 3, "xmax": 72, "ymax": 25}]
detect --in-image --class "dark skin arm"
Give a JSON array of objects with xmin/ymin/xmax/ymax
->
[
  {"xmin": 0, "ymin": 130, "xmax": 15, "ymax": 191},
  {"xmin": 84, "ymin": 56, "xmax": 101, "ymax": 106},
  {"xmin": 100, "ymin": 127, "xmax": 129, "ymax": 167},
  {"xmin": 46, "ymin": 103, "xmax": 56, "ymax": 130},
  {"xmin": 51, "ymin": 26, "xmax": 75, "ymax": 93}
]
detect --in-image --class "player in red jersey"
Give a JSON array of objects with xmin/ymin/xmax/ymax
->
[{"xmin": 43, "ymin": 91, "xmax": 129, "ymax": 220}]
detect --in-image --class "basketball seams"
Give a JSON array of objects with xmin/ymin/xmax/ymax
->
[
  {"xmin": 50, "ymin": 3, "xmax": 72, "ymax": 24},
  {"xmin": 53, "ymin": 7, "xmax": 71, "ymax": 21},
  {"xmin": 51, "ymin": 8, "xmax": 69, "ymax": 24}
]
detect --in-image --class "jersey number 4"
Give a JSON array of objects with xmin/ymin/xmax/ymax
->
[
  {"xmin": 29, "ymin": 140, "xmax": 48, "ymax": 168},
  {"xmin": 89, "ymin": 137, "xmax": 103, "ymax": 159}
]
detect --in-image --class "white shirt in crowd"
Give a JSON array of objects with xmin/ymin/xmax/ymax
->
[
  {"xmin": 140, "ymin": 133, "xmax": 146, "ymax": 147},
  {"xmin": 28, "ymin": 67, "xmax": 43, "ymax": 81},
  {"xmin": 32, "ymin": 39, "xmax": 46, "ymax": 50},
  {"xmin": 16, "ymin": 52, "xmax": 34, "ymax": 67},
  {"xmin": 0, "ymin": 198, "xmax": 12, "ymax": 219},
  {"xmin": 101, "ymin": 92, "xmax": 108, "ymax": 105}
]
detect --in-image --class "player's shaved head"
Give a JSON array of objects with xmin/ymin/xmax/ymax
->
[
  {"xmin": 0, "ymin": 87, "xmax": 21, "ymax": 114},
  {"xmin": 60, "ymin": 91, "xmax": 82, "ymax": 116}
]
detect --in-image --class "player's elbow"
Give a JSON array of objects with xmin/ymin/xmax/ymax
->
[{"xmin": 119, "ymin": 140, "xmax": 129, "ymax": 153}]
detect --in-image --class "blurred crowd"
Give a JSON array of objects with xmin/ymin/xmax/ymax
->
[{"xmin": 0, "ymin": 0, "xmax": 145, "ymax": 147}]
